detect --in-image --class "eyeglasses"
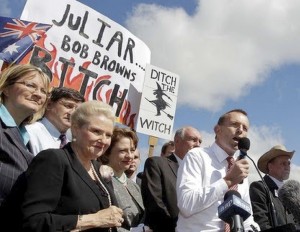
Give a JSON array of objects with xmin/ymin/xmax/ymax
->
[
  {"xmin": 58, "ymin": 100, "xmax": 79, "ymax": 110},
  {"xmin": 14, "ymin": 81, "xmax": 47, "ymax": 96}
]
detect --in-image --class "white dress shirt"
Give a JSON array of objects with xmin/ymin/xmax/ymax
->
[
  {"xmin": 176, "ymin": 142, "xmax": 260, "ymax": 232},
  {"xmin": 26, "ymin": 118, "xmax": 71, "ymax": 155}
]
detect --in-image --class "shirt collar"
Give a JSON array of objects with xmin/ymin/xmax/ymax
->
[
  {"xmin": 211, "ymin": 142, "xmax": 240, "ymax": 165},
  {"xmin": 173, "ymin": 153, "xmax": 182, "ymax": 165},
  {"xmin": 0, "ymin": 104, "xmax": 16, "ymax": 126},
  {"xmin": 267, "ymin": 174, "xmax": 284, "ymax": 188},
  {"xmin": 41, "ymin": 117, "xmax": 62, "ymax": 140},
  {"xmin": 0, "ymin": 104, "xmax": 30, "ymax": 145}
]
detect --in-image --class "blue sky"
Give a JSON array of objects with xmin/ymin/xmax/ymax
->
[{"xmin": 1, "ymin": 0, "xmax": 300, "ymax": 181}]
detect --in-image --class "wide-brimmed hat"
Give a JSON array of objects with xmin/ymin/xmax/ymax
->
[{"xmin": 258, "ymin": 145, "xmax": 295, "ymax": 174}]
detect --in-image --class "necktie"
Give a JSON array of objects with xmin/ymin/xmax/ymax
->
[
  {"xmin": 224, "ymin": 156, "xmax": 238, "ymax": 232},
  {"xmin": 59, "ymin": 134, "xmax": 67, "ymax": 148},
  {"xmin": 226, "ymin": 156, "xmax": 238, "ymax": 191}
]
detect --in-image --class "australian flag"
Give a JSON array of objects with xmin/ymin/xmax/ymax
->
[{"xmin": 0, "ymin": 16, "xmax": 52, "ymax": 64}]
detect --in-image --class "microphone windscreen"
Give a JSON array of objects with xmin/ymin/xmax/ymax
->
[
  {"xmin": 238, "ymin": 137, "xmax": 250, "ymax": 151},
  {"xmin": 278, "ymin": 179, "xmax": 300, "ymax": 223}
]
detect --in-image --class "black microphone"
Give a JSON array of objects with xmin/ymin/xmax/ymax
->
[
  {"xmin": 278, "ymin": 179, "xmax": 300, "ymax": 224},
  {"xmin": 218, "ymin": 190, "xmax": 251, "ymax": 232},
  {"xmin": 237, "ymin": 137, "xmax": 250, "ymax": 184},
  {"xmin": 237, "ymin": 137, "xmax": 250, "ymax": 160},
  {"xmin": 245, "ymin": 153, "xmax": 278, "ymax": 228}
]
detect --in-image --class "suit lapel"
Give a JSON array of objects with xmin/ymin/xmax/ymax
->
[
  {"xmin": 4, "ymin": 126, "xmax": 33, "ymax": 164},
  {"xmin": 167, "ymin": 153, "xmax": 179, "ymax": 177},
  {"xmin": 63, "ymin": 145, "xmax": 111, "ymax": 205},
  {"xmin": 264, "ymin": 175, "xmax": 279, "ymax": 197},
  {"xmin": 126, "ymin": 180, "xmax": 144, "ymax": 210}
]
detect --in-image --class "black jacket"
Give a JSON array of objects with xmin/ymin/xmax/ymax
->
[
  {"xmin": 0, "ymin": 143, "xmax": 118, "ymax": 232},
  {"xmin": 141, "ymin": 154, "xmax": 179, "ymax": 232},
  {"xmin": 249, "ymin": 175, "xmax": 295, "ymax": 230}
]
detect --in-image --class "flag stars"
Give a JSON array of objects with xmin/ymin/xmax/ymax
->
[{"xmin": 3, "ymin": 43, "xmax": 20, "ymax": 55}]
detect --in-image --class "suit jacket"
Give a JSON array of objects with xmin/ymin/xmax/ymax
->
[
  {"xmin": 0, "ymin": 119, "xmax": 34, "ymax": 205},
  {"xmin": 112, "ymin": 178, "xmax": 144, "ymax": 231},
  {"xmin": 0, "ymin": 143, "xmax": 118, "ymax": 232},
  {"xmin": 141, "ymin": 153, "xmax": 179, "ymax": 232},
  {"xmin": 249, "ymin": 175, "xmax": 295, "ymax": 230}
]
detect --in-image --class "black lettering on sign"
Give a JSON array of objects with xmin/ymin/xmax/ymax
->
[
  {"xmin": 139, "ymin": 117, "xmax": 171, "ymax": 135},
  {"xmin": 30, "ymin": 46, "xmax": 53, "ymax": 81},
  {"xmin": 52, "ymin": 4, "xmax": 89, "ymax": 39},
  {"xmin": 61, "ymin": 35, "xmax": 89, "ymax": 58}
]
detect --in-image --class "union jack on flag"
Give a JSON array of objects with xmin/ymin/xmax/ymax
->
[{"xmin": 0, "ymin": 16, "xmax": 52, "ymax": 64}]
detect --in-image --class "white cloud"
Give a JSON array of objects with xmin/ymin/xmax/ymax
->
[{"xmin": 126, "ymin": 0, "xmax": 300, "ymax": 111}]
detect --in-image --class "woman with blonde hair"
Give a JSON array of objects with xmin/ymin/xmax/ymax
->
[
  {"xmin": 0, "ymin": 64, "xmax": 50, "ymax": 206},
  {"xmin": 0, "ymin": 100, "xmax": 124, "ymax": 232}
]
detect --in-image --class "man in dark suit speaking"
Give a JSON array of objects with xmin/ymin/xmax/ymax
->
[{"xmin": 141, "ymin": 126, "xmax": 202, "ymax": 232}]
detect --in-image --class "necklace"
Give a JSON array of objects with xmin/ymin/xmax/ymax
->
[
  {"xmin": 90, "ymin": 163, "xmax": 112, "ymax": 232},
  {"xmin": 114, "ymin": 173, "xmax": 127, "ymax": 185},
  {"xmin": 90, "ymin": 163, "xmax": 112, "ymax": 205}
]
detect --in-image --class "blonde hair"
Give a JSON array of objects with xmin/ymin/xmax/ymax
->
[
  {"xmin": 0, "ymin": 64, "xmax": 51, "ymax": 124},
  {"xmin": 71, "ymin": 100, "xmax": 115, "ymax": 128}
]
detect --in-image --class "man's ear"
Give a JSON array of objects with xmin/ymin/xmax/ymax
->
[
  {"xmin": 214, "ymin": 124, "xmax": 220, "ymax": 134},
  {"xmin": 46, "ymin": 101, "xmax": 54, "ymax": 110}
]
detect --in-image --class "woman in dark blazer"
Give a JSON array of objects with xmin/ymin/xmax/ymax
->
[
  {"xmin": 0, "ymin": 64, "xmax": 50, "ymax": 206},
  {"xmin": 0, "ymin": 100, "xmax": 124, "ymax": 231}
]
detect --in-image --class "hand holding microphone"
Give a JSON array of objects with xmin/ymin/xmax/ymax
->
[{"xmin": 224, "ymin": 160, "xmax": 249, "ymax": 188}]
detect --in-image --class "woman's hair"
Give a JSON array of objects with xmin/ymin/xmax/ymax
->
[
  {"xmin": 0, "ymin": 64, "xmax": 51, "ymax": 124},
  {"xmin": 71, "ymin": 100, "xmax": 115, "ymax": 128},
  {"xmin": 100, "ymin": 127, "xmax": 139, "ymax": 164}
]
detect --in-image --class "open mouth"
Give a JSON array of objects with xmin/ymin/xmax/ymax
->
[{"xmin": 233, "ymin": 137, "xmax": 240, "ymax": 143}]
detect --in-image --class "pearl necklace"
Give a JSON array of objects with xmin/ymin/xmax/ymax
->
[
  {"xmin": 114, "ymin": 173, "xmax": 127, "ymax": 185},
  {"xmin": 90, "ymin": 164, "xmax": 112, "ymax": 232},
  {"xmin": 90, "ymin": 164, "xmax": 111, "ymax": 205}
]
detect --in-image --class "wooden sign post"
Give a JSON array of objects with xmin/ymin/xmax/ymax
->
[{"xmin": 148, "ymin": 136, "xmax": 158, "ymax": 157}]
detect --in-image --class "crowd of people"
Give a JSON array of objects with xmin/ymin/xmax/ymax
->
[{"xmin": 0, "ymin": 64, "xmax": 298, "ymax": 232}]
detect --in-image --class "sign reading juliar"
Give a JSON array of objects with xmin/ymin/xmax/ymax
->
[
  {"xmin": 20, "ymin": 0, "xmax": 150, "ymax": 128},
  {"xmin": 136, "ymin": 64, "xmax": 180, "ymax": 140}
]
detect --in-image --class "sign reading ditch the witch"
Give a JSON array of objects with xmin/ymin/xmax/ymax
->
[{"xmin": 136, "ymin": 64, "xmax": 179, "ymax": 140}]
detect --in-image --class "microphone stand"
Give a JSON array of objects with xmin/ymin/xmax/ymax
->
[{"xmin": 246, "ymin": 154, "xmax": 278, "ymax": 228}]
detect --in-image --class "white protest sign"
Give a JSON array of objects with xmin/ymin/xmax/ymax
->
[
  {"xmin": 20, "ymin": 0, "xmax": 151, "ymax": 128},
  {"xmin": 136, "ymin": 64, "xmax": 179, "ymax": 140}
]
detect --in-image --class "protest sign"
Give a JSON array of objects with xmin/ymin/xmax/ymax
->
[
  {"xmin": 20, "ymin": 0, "xmax": 151, "ymax": 128},
  {"xmin": 136, "ymin": 64, "xmax": 179, "ymax": 140}
]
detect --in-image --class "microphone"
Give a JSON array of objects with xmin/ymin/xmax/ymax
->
[
  {"xmin": 237, "ymin": 137, "xmax": 250, "ymax": 184},
  {"xmin": 237, "ymin": 137, "xmax": 250, "ymax": 160},
  {"xmin": 278, "ymin": 179, "xmax": 300, "ymax": 224},
  {"xmin": 218, "ymin": 190, "xmax": 251, "ymax": 232},
  {"xmin": 245, "ymin": 154, "xmax": 278, "ymax": 228}
]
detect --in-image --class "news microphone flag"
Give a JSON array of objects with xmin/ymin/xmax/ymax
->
[
  {"xmin": 0, "ymin": 16, "xmax": 52, "ymax": 64},
  {"xmin": 218, "ymin": 191, "xmax": 251, "ymax": 223}
]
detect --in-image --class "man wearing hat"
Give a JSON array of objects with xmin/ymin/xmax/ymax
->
[{"xmin": 249, "ymin": 145, "xmax": 296, "ymax": 230}]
